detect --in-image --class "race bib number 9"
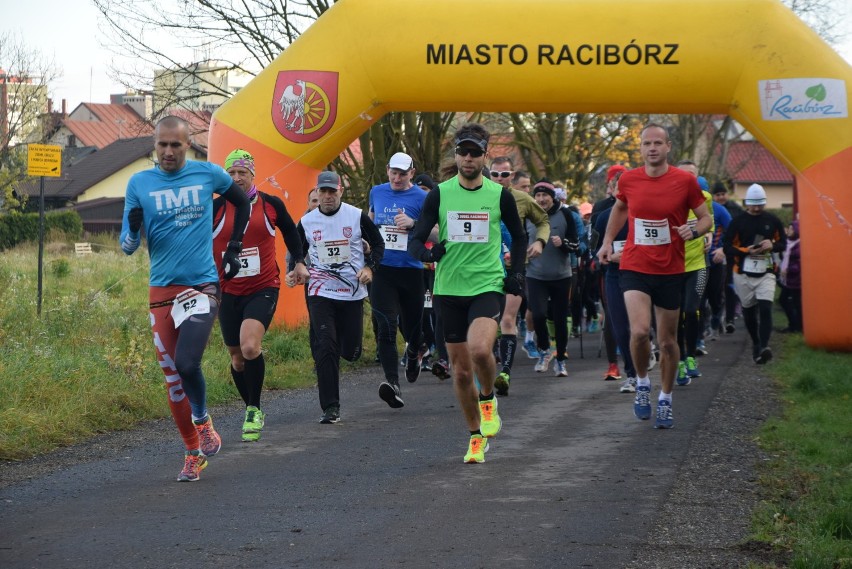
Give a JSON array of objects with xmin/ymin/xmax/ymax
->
[
  {"xmin": 447, "ymin": 211, "xmax": 490, "ymax": 243},
  {"xmin": 170, "ymin": 288, "xmax": 211, "ymax": 328},
  {"xmin": 633, "ymin": 218, "xmax": 671, "ymax": 246},
  {"xmin": 380, "ymin": 226, "xmax": 409, "ymax": 251},
  {"xmin": 317, "ymin": 239, "xmax": 352, "ymax": 265}
]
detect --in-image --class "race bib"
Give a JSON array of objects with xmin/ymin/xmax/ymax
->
[
  {"xmin": 380, "ymin": 226, "xmax": 409, "ymax": 251},
  {"xmin": 317, "ymin": 239, "xmax": 352, "ymax": 265},
  {"xmin": 424, "ymin": 290, "xmax": 433, "ymax": 308},
  {"xmin": 170, "ymin": 288, "xmax": 211, "ymax": 328},
  {"xmin": 743, "ymin": 255, "xmax": 769, "ymax": 273},
  {"xmin": 447, "ymin": 211, "xmax": 490, "ymax": 243},
  {"xmin": 613, "ymin": 240, "xmax": 626, "ymax": 254},
  {"xmin": 633, "ymin": 218, "xmax": 671, "ymax": 246},
  {"xmin": 231, "ymin": 246, "xmax": 260, "ymax": 278}
]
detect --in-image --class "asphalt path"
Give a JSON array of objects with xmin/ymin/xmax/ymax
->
[{"xmin": 1, "ymin": 328, "xmax": 751, "ymax": 568}]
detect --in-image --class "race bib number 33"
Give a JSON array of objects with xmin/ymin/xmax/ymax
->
[{"xmin": 447, "ymin": 211, "xmax": 489, "ymax": 242}]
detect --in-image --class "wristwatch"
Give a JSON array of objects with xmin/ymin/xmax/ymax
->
[{"xmin": 691, "ymin": 229, "xmax": 699, "ymax": 240}]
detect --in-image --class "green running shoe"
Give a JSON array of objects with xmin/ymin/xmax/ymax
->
[
  {"xmin": 241, "ymin": 406, "xmax": 265, "ymax": 442},
  {"xmin": 494, "ymin": 372, "xmax": 510, "ymax": 397},
  {"xmin": 479, "ymin": 396, "xmax": 502, "ymax": 438},
  {"xmin": 463, "ymin": 434, "xmax": 489, "ymax": 463}
]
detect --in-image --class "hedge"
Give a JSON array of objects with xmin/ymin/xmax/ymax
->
[{"xmin": 0, "ymin": 211, "xmax": 83, "ymax": 251}]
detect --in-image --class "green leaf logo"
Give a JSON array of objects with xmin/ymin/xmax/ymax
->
[{"xmin": 805, "ymin": 84, "xmax": 827, "ymax": 102}]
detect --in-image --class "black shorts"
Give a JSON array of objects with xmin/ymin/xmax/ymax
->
[
  {"xmin": 619, "ymin": 270, "xmax": 684, "ymax": 311},
  {"xmin": 219, "ymin": 288, "xmax": 279, "ymax": 346},
  {"xmin": 434, "ymin": 292, "xmax": 503, "ymax": 344}
]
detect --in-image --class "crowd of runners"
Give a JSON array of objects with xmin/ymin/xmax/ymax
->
[{"xmin": 121, "ymin": 116, "xmax": 798, "ymax": 481}]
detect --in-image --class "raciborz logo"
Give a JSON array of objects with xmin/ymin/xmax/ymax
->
[
  {"xmin": 759, "ymin": 78, "xmax": 848, "ymax": 121},
  {"xmin": 273, "ymin": 71, "xmax": 339, "ymax": 143}
]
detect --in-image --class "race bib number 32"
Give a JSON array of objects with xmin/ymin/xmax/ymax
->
[
  {"xmin": 447, "ymin": 211, "xmax": 489, "ymax": 243},
  {"xmin": 317, "ymin": 239, "xmax": 352, "ymax": 265}
]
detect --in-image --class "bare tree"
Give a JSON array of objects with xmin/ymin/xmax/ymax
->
[{"xmin": 0, "ymin": 31, "xmax": 59, "ymax": 212}]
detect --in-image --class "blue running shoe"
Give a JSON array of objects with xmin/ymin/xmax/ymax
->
[
  {"xmin": 686, "ymin": 356, "xmax": 701, "ymax": 378},
  {"xmin": 634, "ymin": 385, "xmax": 652, "ymax": 420},
  {"xmin": 654, "ymin": 399, "xmax": 674, "ymax": 429},
  {"xmin": 522, "ymin": 340, "xmax": 540, "ymax": 359},
  {"xmin": 676, "ymin": 361, "xmax": 691, "ymax": 386}
]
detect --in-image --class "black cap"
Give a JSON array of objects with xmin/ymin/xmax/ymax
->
[
  {"xmin": 454, "ymin": 133, "xmax": 488, "ymax": 151},
  {"xmin": 412, "ymin": 174, "xmax": 436, "ymax": 191},
  {"xmin": 317, "ymin": 171, "xmax": 340, "ymax": 189}
]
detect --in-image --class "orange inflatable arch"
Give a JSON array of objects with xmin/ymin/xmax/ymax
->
[{"xmin": 209, "ymin": 0, "xmax": 852, "ymax": 351}]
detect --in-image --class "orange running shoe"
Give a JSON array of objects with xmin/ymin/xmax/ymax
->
[
  {"xmin": 194, "ymin": 416, "xmax": 222, "ymax": 457},
  {"xmin": 604, "ymin": 362, "xmax": 622, "ymax": 381},
  {"xmin": 177, "ymin": 451, "xmax": 208, "ymax": 482}
]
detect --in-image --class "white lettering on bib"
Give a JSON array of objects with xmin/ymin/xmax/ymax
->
[
  {"xmin": 170, "ymin": 289, "xmax": 211, "ymax": 328},
  {"xmin": 317, "ymin": 239, "xmax": 352, "ymax": 265},
  {"xmin": 447, "ymin": 211, "xmax": 490, "ymax": 242},
  {"xmin": 380, "ymin": 226, "xmax": 409, "ymax": 251},
  {"xmin": 743, "ymin": 255, "xmax": 769, "ymax": 273},
  {"xmin": 231, "ymin": 246, "xmax": 260, "ymax": 278},
  {"xmin": 633, "ymin": 218, "xmax": 671, "ymax": 246}
]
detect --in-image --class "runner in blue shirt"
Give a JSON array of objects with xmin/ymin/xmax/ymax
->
[{"xmin": 120, "ymin": 115, "xmax": 250, "ymax": 482}]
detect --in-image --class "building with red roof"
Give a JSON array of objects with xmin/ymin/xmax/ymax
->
[{"xmin": 725, "ymin": 140, "xmax": 794, "ymax": 209}]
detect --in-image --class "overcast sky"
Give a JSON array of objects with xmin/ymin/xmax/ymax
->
[{"xmin": 5, "ymin": 0, "xmax": 852, "ymax": 112}]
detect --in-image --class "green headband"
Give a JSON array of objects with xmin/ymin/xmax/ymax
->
[{"xmin": 225, "ymin": 149, "xmax": 255, "ymax": 174}]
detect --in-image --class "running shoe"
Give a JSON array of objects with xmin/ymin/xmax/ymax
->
[
  {"xmin": 686, "ymin": 356, "xmax": 701, "ymax": 378},
  {"xmin": 634, "ymin": 385, "xmax": 652, "ymax": 420},
  {"xmin": 676, "ymin": 361, "xmax": 691, "ymax": 386},
  {"xmin": 725, "ymin": 320, "xmax": 736, "ymax": 334},
  {"xmin": 431, "ymin": 358, "xmax": 451, "ymax": 380},
  {"xmin": 242, "ymin": 406, "xmax": 265, "ymax": 442},
  {"xmin": 379, "ymin": 381, "xmax": 405, "ymax": 408},
  {"xmin": 620, "ymin": 377, "xmax": 637, "ymax": 393},
  {"xmin": 756, "ymin": 346, "xmax": 773, "ymax": 365},
  {"xmin": 654, "ymin": 399, "xmax": 674, "ymax": 429},
  {"xmin": 194, "ymin": 416, "xmax": 222, "ymax": 457},
  {"xmin": 695, "ymin": 340, "xmax": 708, "ymax": 357},
  {"xmin": 522, "ymin": 340, "xmax": 540, "ymax": 359},
  {"xmin": 319, "ymin": 405, "xmax": 340, "ymax": 424},
  {"xmin": 420, "ymin": 355, "xmax": 433, "ymax": 372},
  {"xmin": 177, "ymin": 450, "xmax": 208, "ymax": 482},
  {"xmin": 405, "ymin": 349, "xmax": 422, "ymax": 383},
  {"xmin": 554, "ymin": 359, "xmax": 568, "ymax": 377},
  {"xmin": 647, "ymin": 349, "xmax": 657, "ymax": 371},
  {"xmin": 534, "ymin": 350, "xmax": 554, "ymax": 373},
  {"xmin": 494, "ymin": 372, "xmax": 510, "ymax": 397},
  {"xmin": 479, "ymin": 396, "xmax": 501, "ymax": 438},
  {"xmin": 604, "ymin": 362, "xmax": 621, "ymax": 381},
  {"xmin": 587, "ymin": 317, "xmax": 600, "ymax": 333},
  {"xmin": 463, "ymin": 434, "xmax": 489, "ymax": 464},
  {"xmin": 570, "ymin": 326, "xmax": 581, "ymax": 338}
]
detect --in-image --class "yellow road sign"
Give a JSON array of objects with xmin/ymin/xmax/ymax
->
[{"xmin": 27, "ymin": 144, "xmax": 62, "ymax": 177}]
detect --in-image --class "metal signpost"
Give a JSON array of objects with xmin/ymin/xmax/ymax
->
[{"xmin": 27, "ymin": 144, "xmax": 62, "ymax": 316}]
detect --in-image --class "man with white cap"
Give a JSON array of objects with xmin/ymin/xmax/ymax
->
[
  {"xmin": 723, "ymin": 183, "xmax": 786, "ymax": 364},
  {"xmin": 368, "ymin": 151, "xmax": 427, "ymax": 409}
]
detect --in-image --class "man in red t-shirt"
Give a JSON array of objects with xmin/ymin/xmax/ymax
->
[{"xmin": 598, "ymin": 124, "xmax": 711, "ymax": 429}]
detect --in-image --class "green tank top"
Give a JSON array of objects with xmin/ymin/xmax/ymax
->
[
  {"xmin": 684, "ymin": 190, "xmax": 714, "ymax": 272},
  {"xmin": 434, "ymin": 176, "xmax": 505, "ymax": 296}
]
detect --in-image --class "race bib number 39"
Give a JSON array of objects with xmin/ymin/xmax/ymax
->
[
  {"xmin": 170, "ymin": 289, "xmax": 211, "ymax": 328},
  {"xmin": 447, "ymin": 211, "xmax": 489, "ymax": 243},
  {"xmin": 633, "ymin": 218, "xmax": 671, "ymax": 246},
  {"xmin": 317, "ymin": 239, "xmax": 352, "ymax": 265},
  {"xmin": 380, "ymin": 226, "xmax": 409, "ymax": 251}
]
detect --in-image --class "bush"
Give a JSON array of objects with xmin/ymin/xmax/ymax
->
[{"xmin": 0, "ymin": 211, "xmax": 83, "ymax": 251}]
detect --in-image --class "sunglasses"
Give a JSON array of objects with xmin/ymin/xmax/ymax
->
[
  {"xmin": 489, "ymin": 170, "xmax": 512, "ymax": 179},
  {"xmin": 455, "ymin": 146, "xmax": 485, "ymax": 158}
]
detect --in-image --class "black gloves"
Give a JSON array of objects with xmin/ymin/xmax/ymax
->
[
  {"xmin": 222, "ymin": 240, "xmax": 243, "ymax": 280},
  {"xmin": 128, "ymin": 207, "xmax": 143, "ymax": 233},
  {"xmin": 503, "ymin": 272, "xmax": 525, "ymax": 296},
  {"xmin": 421, "ymin": 240, "xmax": 447, "ymax": 263}
]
